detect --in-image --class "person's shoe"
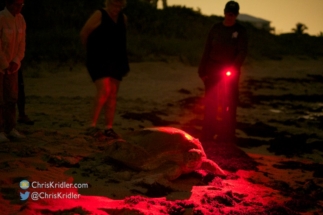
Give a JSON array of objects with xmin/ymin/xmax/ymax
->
[
  {"xmin": 18, "ymin": 115, "xmax": 34, "ymax": 125},
  {"xmin": 8, "ymin": 129, "xmax": 26, "ymax": 139},
  {"xmin": 85, "ymin": 126, "xmax": 103, "ymax": 137},
  {"xmin": 103, "ymin": 129, "xmax": 121, "ymax": 139},
  {"xmin": 0, "ymin": 132, "xmax": 10, "ymax": 143}
]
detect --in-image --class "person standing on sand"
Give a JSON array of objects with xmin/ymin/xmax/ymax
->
[
  {"xmin": 80, "ymin": 0, "xmax": 129, "ymax": 139},
  {"xmin": 198, "ymin": 1, "xmax": 248, "ymax": 143},
  {"xmin": 0, "ymin": 0, "xmax": 26, "ymax": 142}
]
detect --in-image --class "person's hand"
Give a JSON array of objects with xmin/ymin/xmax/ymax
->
[{"xmin": 8, "ymin": 62, "xmax": 18, "ymax": 74}]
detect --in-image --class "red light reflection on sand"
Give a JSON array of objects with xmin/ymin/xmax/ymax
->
[{"xmin": 26, "ymin": 174, "xmax": 283, "ymax": 214}]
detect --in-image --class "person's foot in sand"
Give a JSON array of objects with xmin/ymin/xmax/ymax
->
[
  {"xmin": 17, "ymin": 115, "xmax": 34, "ymax": 125},
  {"xmin": 85, "ymin": 78, "xmax": 122, "ymax": 140},
  {"xmin": 0, "ymin": 132, "xmax": 9, "ymax": 143},
  {"xmin": 85, "ymin": 127, "xmax": 121, "ymax": 140},
  {"xmin": 7, "ymin": 128, "xmax": 25, "ymax": 139},
  {"xmin": 103, "ymin": 128, "xmax": 121, "ymax": 139},
  {"xmin": 85, "ymin": 126, "xmax": 104, "ymax": 137}
]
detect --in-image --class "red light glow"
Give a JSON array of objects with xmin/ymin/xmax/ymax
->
[
  {"xmin": 146, "ymin": 127, "xmax": 195, "ymax": 141},
  {"xmin": 226, "ymin": 71, "xmax": 231, "ymax": 76}
]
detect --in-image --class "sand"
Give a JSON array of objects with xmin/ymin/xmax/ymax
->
[{"xmin": 0, "ymin": 56, "xmax": 323, "ymax": 214}]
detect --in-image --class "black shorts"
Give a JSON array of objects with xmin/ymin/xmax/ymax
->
[{"xmin": 86, "ymin": 63, "xmax": 127, "ymax": 82}]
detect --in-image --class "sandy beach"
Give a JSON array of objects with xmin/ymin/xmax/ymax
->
[{"xmin": 0, "ymin": 56, "xmax": 323, "ymax": 214}]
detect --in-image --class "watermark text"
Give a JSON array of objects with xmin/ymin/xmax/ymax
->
[{"xmin": 31, "ymin": 181, "xmax": 88, "ymax": 189}]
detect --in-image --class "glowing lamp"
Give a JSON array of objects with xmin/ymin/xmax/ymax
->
[{"xmin": 226, "ymin": 71, "xmax": 231, "ymax": 76}]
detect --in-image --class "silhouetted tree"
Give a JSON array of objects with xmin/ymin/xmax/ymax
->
[
  {"xmin": 292, "ymin": 22, "xmax": 308, "ymax": 34},
  {"xmin": 142, "ymin": 0, "xmax": 167, "ymax": 8},
  {"xmin": 318, "ymin": 32, "xmax": 323, "ymax": 37}
]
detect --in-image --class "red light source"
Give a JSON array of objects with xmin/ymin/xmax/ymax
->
[{"xmin": 226, "ymin": 71, "xmax": 231, "ymax": 76}]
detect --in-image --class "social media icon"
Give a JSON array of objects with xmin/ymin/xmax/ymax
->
[
  {"xmin": 20, "ymin": 180, "xmax": 30, "ymax": 190},
  {"xmin": 20, "ymin": 191, "xmax": 30, "ymax": 201}
]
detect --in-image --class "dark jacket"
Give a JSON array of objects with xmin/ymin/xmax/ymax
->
[{"xmin": 198, "ymin": 22, "xmax": 248, "ymax": 79}]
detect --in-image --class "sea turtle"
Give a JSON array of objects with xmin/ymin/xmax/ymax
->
[{"xmin": 105, "ymin": 127, "xmax": 226, "ymax": 182}]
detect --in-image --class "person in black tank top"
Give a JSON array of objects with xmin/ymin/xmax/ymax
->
[{"xmin": 80, "ymin": 0, "xmax": 129, "ymax": 139}]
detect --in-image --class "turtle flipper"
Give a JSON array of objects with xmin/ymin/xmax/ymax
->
[
  {"xmin": 163, "ymin": 164, "xmax": 182, "ymax": 181},
  {"xmin": 201, "ymin": 159, "xmax": 226, "ymax": 177},
  {"xmin": 147, "ymin": 161, "xmax": 182, "ymax": 181}
]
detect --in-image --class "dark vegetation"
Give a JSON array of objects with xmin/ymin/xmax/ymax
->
[{"xmin": 2, "ymin": 0, "xmax": 323, "ymax": 66}]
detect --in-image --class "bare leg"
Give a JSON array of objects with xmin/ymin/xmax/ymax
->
[
  {"xmin": 104, "ymin": 78, "xmax": 120, "ymax": 129},
  {"xmin": 91, "ymin": 78, "xmax": 109, "ymax": 127}
]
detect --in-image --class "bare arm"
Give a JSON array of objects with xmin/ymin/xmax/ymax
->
[{"xmin": 80, "ymin": 10, "xmax": 102, "ymax": 47}]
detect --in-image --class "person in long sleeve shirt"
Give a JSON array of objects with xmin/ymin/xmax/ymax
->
[
  {"xmin": 198, "ymin": 1, "xmax": 248, "ymax": 143},
  {"xmin": 0, "ymin": 0, "xmax": 26, "ymax": 142}
]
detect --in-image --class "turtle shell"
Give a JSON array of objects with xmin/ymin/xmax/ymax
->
[{"xmin": 105, "ymin": 127, "xmax": 206, "ymax": 171}]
